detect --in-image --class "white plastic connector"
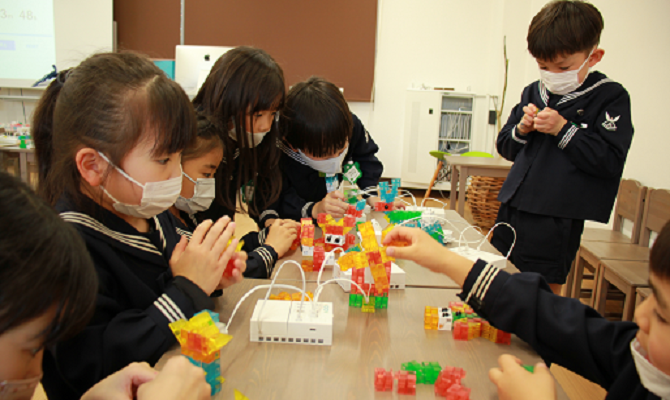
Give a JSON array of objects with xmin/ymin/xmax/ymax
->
[
  {"xmin": 249, "ymin": 300, "xmax": 333, "ymax": 345},
  {"xmin": 331, "ymin": 262, "xmax": 406, "ymax": 292}
]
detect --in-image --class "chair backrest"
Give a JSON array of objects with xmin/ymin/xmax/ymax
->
[
  {"xmin": 460, "ymin": 151, "xmax": 493, "ymax": 158},
  {"xmin": 639, "ymin": 188, "xmax": 670, "ymax": 247},
  {"xmin": 612, "ymin": 179, "xmax": 647, "ymax": 244}
]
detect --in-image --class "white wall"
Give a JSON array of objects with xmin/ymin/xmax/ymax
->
[{"xmin": 351, "ymin": 0, "xmax": 670, "ymax": 198}]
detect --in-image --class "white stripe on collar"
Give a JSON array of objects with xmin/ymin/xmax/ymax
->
[
  {"xmin": 60, "ymin": 212, "xmax": 162, "ymax": 255},
  {"xmin": 538, "ymin": 81, "xmax": 549, "ymax": 108},
  {"xmin": 557, "ymin": 77, "xmax": 614, "ymax": 105},
  {"xmin": 278, "ymin": 139, "xmax": 308, "ymax": 166},
  {"xmin": 153, "ymin": 216, "xmax": 166, "ymax": 250}
]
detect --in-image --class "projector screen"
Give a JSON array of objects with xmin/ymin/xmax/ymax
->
[{"xmin": 0, "ymin": 0, "xmax": 113, "ymax": 88}]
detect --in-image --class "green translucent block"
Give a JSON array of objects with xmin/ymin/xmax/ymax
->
[{"xmin": 522, "ymin": 365, "xmax": 535, "ymax": 373}]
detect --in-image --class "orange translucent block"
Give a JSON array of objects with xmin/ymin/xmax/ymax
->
[
  {"xmin": 301, "ymin": 259, "xmax": 314, "ymax": 272},
  {"xmin": 168, "ymin": 313, "xmax": 232, "ymax": 363},
  {"xmin": 424, "ymin": 306, "xmax": 439, "ymax": 330},
  {"xmin": 337, "ymin": 252, "xmax": 357, "ymax": 271}
]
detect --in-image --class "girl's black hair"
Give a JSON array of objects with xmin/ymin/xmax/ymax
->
[
  {"xmin": 193, "ymin": 46, "xmax": 285, "ymax": 217},
  {"xmin": 280, "ymin": 76, "xmax": 353, "ymax": 158},
  {"xmin": 33, "ymin": 52, "xmax": 197, "ymax": 207},
  {"xmin": 0, "ymin": 172, "xmax": 98, "ymax": 347},
  {"xmin": 182, "ymin": 113, "xmax": 225, "ymax": 162},
  {"xmin": 650, "ymin": 220, "xmax": 670, "ymax": 281}
]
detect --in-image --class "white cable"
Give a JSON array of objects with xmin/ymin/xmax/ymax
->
[
  {"xmin": 224, "ymin": 283, "xmax": 308, "ymax": 333},
  {"xmin": 420, "ymin": 197, "xmax": 448, "ymax": 208},
  {"xmin": 258, "ymin": 260, "xmax": 307, "ymax": 324},
  {"xmin": 478, "ymin": 222, "xmax": 516, "ymax": 259},
  {"xmin": 316, "ymin": 247, "xmax": 345, "ymax": 286},
  {"xmin": 312, "ymin": 278, "xmax": 370, "ymax": 311},
  {"xmin": 399, "ymin": 189, "xmax": 416, "ymax": 206},
  {"xmin": 394, "ymin": 216, "xmax": 482, "ymax": 245}
]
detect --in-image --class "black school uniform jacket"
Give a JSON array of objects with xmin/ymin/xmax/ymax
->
[
  {"xmin": 42, "ymin": 197, "xmax": 214, "ymax": 400},
  {"xmin": 268, "ymin": 113, "xmax": 383, "ymax": 221},
  {"xmin": 462, "ymin": 260, "xmax": 656, "ymax": 400},
  {"xmin": 175, "ymin": 209, "xmax": 278, "ymax": 279},
  {"xmin": 497, "ymin": 71, "xmax": 633, "ymax": 222}
]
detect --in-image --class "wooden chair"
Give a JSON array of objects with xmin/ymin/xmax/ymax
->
[
  {"xmin": 424, "ymin": 151, "xmax": 450, "ymax": 199},
  {"xmin": 567, "ymin": 179, "xmax": 647, "ymax": 299},
  {"xmin": 583, "ymin": 188, "xmax": 670, "ymax": 318}
]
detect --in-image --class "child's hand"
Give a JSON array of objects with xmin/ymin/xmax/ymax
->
[
  {"xmin": 517, "ymin": 104, "xmax": 538, "ymax": 135},
  {"xmin": 383, "ymin": 227, "xmax": 450, "ymax": 273},
  {"xmin": 489, "ymin": 355, "xmax": 556, "ymax": 400},
  {"xmin": 169, "ymin": 217, "xmax": 238, "ymax": 295},
  {"xmin": 313, "ymin": 191, "xmax": 349, "ymax": 219},
  {"xmin": 81, "ymin": 362, "xmax": 158, "ymax": 400},
  {"xmin": 393, "ymin": 199, "xmax": 407, "ymax": 210},
  {"xmin": 264, "ymin": 219, "xmax": 300, "ymax": 258},
  {"xmin": 136, "ymin": 356, "xmax": 211, "ymax": 400},
  {"xmin": 534, "ymin": 107, "xmax": 567, "ymax": 136},
  {"xmin": 218, "ymin": 251, "xmax": 246, "ymax": 289}
]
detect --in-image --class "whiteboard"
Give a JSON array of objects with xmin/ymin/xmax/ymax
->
[{"xmin": 0, "ymin": 0, "xmax": 113, "ymax": 88}]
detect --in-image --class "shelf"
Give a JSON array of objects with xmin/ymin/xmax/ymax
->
[
  {"xmin": 438, "ymin": 139, "xmax": 470, "ymax": 143},
  {"xmin": 441, "ymin": 110, "xmax": 472, "ymax": 115},
  {"xmin": 0, "ymin": 95, "xmax": 41, "ymax": 101}
]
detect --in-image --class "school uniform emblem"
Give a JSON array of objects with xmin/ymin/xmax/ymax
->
[{"xmin": 602, "ymin": 112, "xmax": 620, "ymax": 131}]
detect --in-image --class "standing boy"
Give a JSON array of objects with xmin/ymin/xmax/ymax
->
[{"xmin": 492, "ymin": 0, "xmax": 634, "ymax": 294}]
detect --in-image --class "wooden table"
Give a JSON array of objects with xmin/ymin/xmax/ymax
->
[
  {"xmin": 271, "ymin": 210, "xmax": 518, "ymax": 289},
  {"xmin": 444, "ymin": 156, "xmax": 513, "ymax": 218},
  {"xmin": 157, "ymin": 280, "xmax": 568, "ymax": 399},
  {"xmin": 0, "ymin": 146, "xmax": 35, "ymax": 183}
]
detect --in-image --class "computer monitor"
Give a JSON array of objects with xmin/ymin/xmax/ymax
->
[{"xmin": 175, "ymin": 45, "xmax": 233, "ymax": 97}]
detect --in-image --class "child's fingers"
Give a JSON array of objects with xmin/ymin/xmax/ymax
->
[
  {"xmin": 211, "ymin": 223, "xmax": 236, "ymax": 259},
  {"xmin": 330, "ymin": 191, "xmax": 345, "ymax": 200},
  {"xmin": 382, "ymin": 226, "xmax": 416, "ymax": 245},
  {"xmin": 488, "ymin": 367, "xmax": 504, "ymax": 385},
  {"xmin": 498, "ymin": 354, "xmax": 525, "ymax": 372},
  {"xmin": 171, "ymin": 236, "xmax": 188, "ymax": 264},
  {"xmin": 189, "ymin": 219, "xmax": 213, "ymax": 245},
  {"xmin": 201, "ymin": 217, "xmax": 230, "ymax": 250},
  {"xmin": 217, "ymin": 236, "xmax": 238, "ymax": 265}
]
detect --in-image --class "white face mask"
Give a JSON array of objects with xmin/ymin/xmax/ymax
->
[
  {"xmin": 174, "ymin": 172, "xmax": 216, "ymax": 214},
  {"xmin": 631, "ymin": 338, "xmax": 670, "ymax": 400},
  {"xmin": 0, "ymin": 375, "xmax": 42, "ymax": 400},
  {"xmin": 98, "ymin": 153, "xmax": 182, "ymax": 219},
  {"xmin": 298, "ymin": 145, "xmax": 349, "ymax": 175},
  {"xmin": 539, "ymin": 49, "xmax": 594, "ymax": 95},
  {"xmin": 228, "ymin": 120, "xmax": 270, "ymax": 148}
]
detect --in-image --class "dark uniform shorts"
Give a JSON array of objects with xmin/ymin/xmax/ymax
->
[{"xmin": 491, "ymin": 203, "xmax": 584, "ymax": 284}]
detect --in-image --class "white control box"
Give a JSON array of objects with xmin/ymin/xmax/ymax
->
[
  {"xmin": 406, "ymin": 205, "xmax": 447, "ymax": 216},
  {"xmin": 332, "ymin": 262, "xmax": 406, "ymax": 292},
  {"xmin": 250, "ymin": 300, "xmax": 334, "ymax": 346},
  {"xmin": 450, "ymin": 246, "xmax": 507, "ymax": 269}
]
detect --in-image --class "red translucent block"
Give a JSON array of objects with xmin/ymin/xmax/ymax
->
[
  {"xmin": 317, "ymin": 213, "xmax": 328, "ymax": 225},
  {"xmin": 436, "ymin": 366, "xmax": 467, "ymax": 396},
  {"xmin": 366, "ymin": 251, "xmax": 382, "ymax": 265},
  {"xmin": 445, "ymin": 384, "xmax": 471, "ymax": 400},
  {"xmin": 453, "ymin": 321, "xmax": 469, "ymax": 341},
  {"xmin": 345, "ymin": 234, "xmax": 356, "ymax": 247},
  {"xmin": 496, "ymin": 331, "xmax": 512, "ymax": 345},
  {"xmin": 374, "ymin": 202, "xmax": 394, "ymax": 211},
  {"xmin": 222, "ymin": 259, "xmax": 235, "ymax": 278},
  {"xmin": 374, "ymin": 368, "xmax": 393, "ymax": 392},
  {"xmin": 344, "ymin": 215, "xmax": 356, "ymax": 228},
  {"xmin": 395, "ymin": 371, "xmax": 417, "ymax": 395},
  {"xmin": 326, "ymin": 225, "xmax": 344, "ymax": 235},
  {"xmin": 315, "ymin": 237, "xmax": 325, "ymax": 246}
]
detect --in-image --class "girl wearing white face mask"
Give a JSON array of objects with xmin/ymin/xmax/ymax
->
[
  {"xmin": 267, "ymin": 76, "xmax": 394, "ymax": 222},
  {"xmin": 33, "ymin": 53, "xmax": 247, "ymax": 399},
  {"xmin": 193, "ymin": 46, "xmax": 293, "ymax": 239},
  {"xmin": 170, "ymin": 114, "xmax": 298, "ymax": 278},
  {"xmin": 0, "ymin": 173, "xmax": 211, "ymax": 400}
]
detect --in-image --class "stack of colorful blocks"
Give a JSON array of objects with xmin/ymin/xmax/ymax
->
[
  {"xmin": 374, "ymin": 362, "xmax": 469, "ymax": 398},
  {"xmin": 435, "ymin": 366, "xmax": 470, "ymax": 399},
  {"xmin": 424, "ymin": 306, "xmax": 453, "ymax": 330},
  {"xmin": 168, "ymin": 310, "xmax": 232, "ymax": 396},
  {"xmin": 373, "ymin": 178, "xmax": 401, "ymax": 212},
  {"xmin": 449, "ymin": 302, "xmax": 512, "ymax": 344}
]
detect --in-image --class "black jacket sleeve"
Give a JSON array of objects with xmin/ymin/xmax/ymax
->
[
  {"xmin": 497, "ymin": 90, "xmax": 530, "ymax": 162},
  {"xmin": 240, "ymin": 228, "xmax": 279, "ymax": 278},
  {"xmin": 460, "ymin": 260, "xmax": 639, "ymax": 390}
]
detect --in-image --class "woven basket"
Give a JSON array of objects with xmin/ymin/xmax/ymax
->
[{"xmin": 466, "ymin": 176, "xmax": 505, "ymax": 230}]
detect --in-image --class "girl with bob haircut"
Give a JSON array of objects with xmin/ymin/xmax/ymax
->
[
  {"xmin": 33, "ymin": 52, "xmax": 246, "ymax": 399},
  {"xmin": 193, "ymin": 46, "xmax": 299, "ymax": 275}
]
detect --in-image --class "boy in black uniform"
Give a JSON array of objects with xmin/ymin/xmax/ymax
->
[
  {"xmin": 266, "ymin": 77, "xmax": 390, "ymax": 223},
  {"xmin": 492, "ymin": 0, "xmax": 634, "ymax": 293},
  {"xmin": 385, "ymin": 222, "xmax": 670, "ymax": 400}
]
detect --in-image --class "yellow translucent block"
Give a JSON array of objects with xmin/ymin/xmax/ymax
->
[
  {"xmin": 361, "ymin": 304, "xmax": 375, "ymax": 313},
  {"xmin": 489, "ymin": 328, "xmax": 498, "ymax": 343},
  {"xmin": 380, "ymin": 247, "xmax": 395, "ymax": 263},
  {"xmin": 234, "ymin": 389, "xmax": 250, "ymax": 400},
  {"xmin": 168, "ymin": 320, "xmax": 188, "ymax": 344},
  {"xmin": 269, "ymin": 294, "xmax": 279, "ymax": 300},
  {"xmin": 210, "ymin": 333, "xmax": 233, "ymax": 350},
  {"xmin": 190, "ymin": 312, "xmax": 214, "ymax": 328}
]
